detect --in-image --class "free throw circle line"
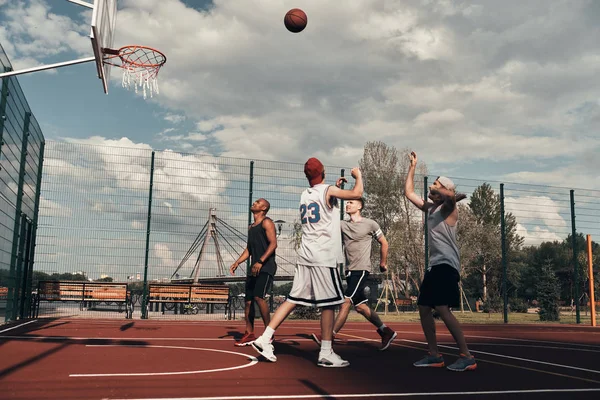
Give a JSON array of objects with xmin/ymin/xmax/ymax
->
[{"xmin": 69, "ymin": 345, "xmax": 258, "ymax": 377}]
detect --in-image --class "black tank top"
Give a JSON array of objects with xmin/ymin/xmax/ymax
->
[{"xmin": 247, "ymin": 218, "xmax": 277, "ymax": 276}]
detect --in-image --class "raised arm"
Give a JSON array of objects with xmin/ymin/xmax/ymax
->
[
  {"xmin": 405, "ymin": 151, "xmax": 427, "ymax": 211},
  {"xmin": 326, "ymin": 167, "xmax": 364, "ymax": 204}
]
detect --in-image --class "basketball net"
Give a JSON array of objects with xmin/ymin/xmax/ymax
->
[{"xmin": 104, "ymin": 45, "xmax": 167, "ymax": 99}]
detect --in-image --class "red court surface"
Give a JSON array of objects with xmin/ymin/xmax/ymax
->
[{"xmin": 1, "ymin": 318, "xmax": 600, "ymax": 399}]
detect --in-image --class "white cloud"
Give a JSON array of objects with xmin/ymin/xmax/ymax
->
[
  {"xmin": 3, "ymin": 0, "xmax": 600, "ymax": 191},
  {"xmin": 164, "ymin": 113, "xmax": 185, "ymax": 124},
  {"xmin": 516, "ymin": 223, "xmax": 563, "ymax": 246}
]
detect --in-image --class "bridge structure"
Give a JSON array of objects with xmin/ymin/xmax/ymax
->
[{"xmin": 170, "ymin": 208, "xmax": 297, "ymax": 283}]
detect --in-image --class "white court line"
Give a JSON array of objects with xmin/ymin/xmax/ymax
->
[
  {"xmin": 70, "ymin": 345, "xmax": 258, "ymax": 377},
  {"xmin": 467, "ymin": 343, "xmax": 600, "ymax": 354},
  {"xmin": 102, "ymin": 388, "xmax": 600, "ymax": 400},
  {"xmin": 330, "ymin": 327, "xmax": 600, "ymax": 350},
  {"xmin": 0, "ymin": 319, "xmax": 37, "ymax": 334},
  {"xmin": 0, "ymin": 335, "xmax": 317, "ymax": 342},
  {"xmin": 402, "ymin": 339, "xmax": 600, "ymax": 375}
]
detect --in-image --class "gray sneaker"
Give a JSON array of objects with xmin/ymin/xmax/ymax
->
[
  {"xmin": 317, "ymin": 350, "xmax": 350, "ymax": 368},
  {"xmin": 447, "ymin": 354, "xmax": 477, "ymax": 371},
  {"xmin": 413, "ymin": 354, "xmax": 445, "ymax": 368}
]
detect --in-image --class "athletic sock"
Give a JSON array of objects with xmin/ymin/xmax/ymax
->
[
  {"xmin": 262, "ymin": 326, "xmax": 275, "ymax": 340},
  {"xmin": 377, "ymin": 323, "xmax": 387, "ymax": 333},
  {"xmin": 321, "ymin": 340, "xmax": 332, "ymax": 352}
]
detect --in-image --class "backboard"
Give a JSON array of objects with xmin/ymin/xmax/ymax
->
[{"xmin": 90, "ymin": 0, "xmax": 117, "ymax": 94}]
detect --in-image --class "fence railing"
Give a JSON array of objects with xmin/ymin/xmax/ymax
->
[
  {"xmin": 31, "ymin": 140, "xmax": 600, "ymax": 322},
  {"xmin": 0, "ymin": 42, "xmax": 45, "ymax": 323}
]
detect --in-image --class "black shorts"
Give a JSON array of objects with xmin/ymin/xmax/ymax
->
[
  {"xmin": 344, "ymin": 270, "xmax": 370, "ymax": 306},
  {"xmin": 245, "ymin": 272, "xmax": 273, "ymax": 301},
  {"xmin": 417, "ymin": 264, "xmax": 460, "ymax": 308}
]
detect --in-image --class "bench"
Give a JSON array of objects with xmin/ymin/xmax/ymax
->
[
  {"xmin": 395, "ymin": 298, "xmax": 415, "ymax": 311},
  {"xmin": 146, "ymin": 283, "xmax": 232, "ymax": 319},
  {"xmin": 0, "ymin": 287, "xmax": 7, "ymax": 300},
  {"xmin": 34, "ymin": 281, "xmax": 132, "ymax": 319}
]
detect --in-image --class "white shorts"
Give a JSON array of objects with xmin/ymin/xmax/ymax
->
[{"xmin": 287, "ymin": 264, "xmax": 345, "ymax": 307}]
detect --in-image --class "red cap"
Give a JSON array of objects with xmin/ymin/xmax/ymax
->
[{"xmin": 304, "ymin": 157, "xmax": 324, "ymax": 187}]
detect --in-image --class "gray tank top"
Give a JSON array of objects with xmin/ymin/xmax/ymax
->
[{"xmin": 427, "ymin": 204, "xmax": 460, "ymax": 272}]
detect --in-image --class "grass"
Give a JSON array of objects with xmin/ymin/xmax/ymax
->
[{"xmin": 345, "ymin": 309, "xmax": 600, "ymax": 325}]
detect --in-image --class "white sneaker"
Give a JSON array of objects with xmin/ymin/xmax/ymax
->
[
  {"xmin": 251, "ymin": 335, "xmax": 277, "ymax": 362},
  {"xmin": 317, "ymin": 350, "xmax": 350, "ymax": 368}
]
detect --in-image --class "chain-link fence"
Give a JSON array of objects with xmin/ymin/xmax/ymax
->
[
  {"xmin": 0, "ymin": 43, "xmax": 45, "ymax": 322},
  {"xmin": 31, "ymin": 140, "xmax": 600, "ymax": 323}
]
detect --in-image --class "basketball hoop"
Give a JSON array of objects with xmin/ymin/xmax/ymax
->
[{"xmin": 103, "ymin": 45, "xmax": 167, "ymax": 99}]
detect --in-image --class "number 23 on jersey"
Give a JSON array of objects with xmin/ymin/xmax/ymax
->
[{"xmin": 300, "ymin": 203, "xmax": 321, "ymax": 224}]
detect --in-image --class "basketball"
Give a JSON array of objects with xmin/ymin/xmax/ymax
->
[{"xmin": 284, "ymin": 8, "xmax": 307, "ymax": 33}]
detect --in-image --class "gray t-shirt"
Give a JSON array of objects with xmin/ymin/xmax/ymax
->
[
  {"xmin": 340, "ymin": 218, "xmax": 383, "ymax": 272},
  {"xmin": 427, "ymin": 204, "xmax": 460, "ymax": 272}
]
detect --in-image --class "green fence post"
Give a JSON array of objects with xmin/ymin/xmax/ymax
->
[
  {"xmin": 570, "ymin": 189, "xmax": 580, "ymax": 324},
  {"xmin": 6, "ymin": 112, "xmax": 30, "ymax": 322},
  {"xmin": 338, "ymin": 168, "xmax": 345, "ymax": 278},
  {"xmin": 0, "ymin": 67, "xmax": 11, "ymax": 159},
  {"xmin": 246, "ymin": 161, "xmax": 254, "ymax": 271},
  {"xmin": 18, "ymin": 217, "xmax": 33, "ymax": 319},
  {"xmin": 424, "ymin": 176, "xmax": 429, "ymax": 271},
  {"xmin": 141, "ymin": 151, "xmax": 155, "ymax": 319},
  {"xmin": 25, "ymin": 141, "xmax": 44, "ymax": 317},
  {"xmin": 500, "ymin": 183, "xmax": 508, "ymax": 323}
]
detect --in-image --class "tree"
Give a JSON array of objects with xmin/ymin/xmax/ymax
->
[
  {"xmin": 536, "ymin": 260, "xmax": 561, "ymax": 321},
  {"xmin": 464, "ymin": 183, "xmax": 523, "ymax": 301},
  {"xmin": 358, "ymin": 141, "xmax": 428, "ymax": 297}
]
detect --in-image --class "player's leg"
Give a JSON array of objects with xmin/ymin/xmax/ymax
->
[
  {"xmin": 235, "ymin": 277, "xmax": 257, "ymax": 346},
  {"xmin": 433, "ymin": 265, "xmax": 476, "ymax": 371},
  {"xmin": 435, "ymin": 306, "xmax": 469, "ymax": 355},
  {"xmin": 313, "ymin": 266, "xmax": 349, "ymax": 368},
  {"xmin": 354, "ymin": 302, "xmax": 397, "ymax": 350},
  {"xmin": 413, "ymin": 267, "xmax": 444, "ymax": 367},
  {"xmin": 252, "ymin": 266, "xmax": 309, "ymax": 362},
  {"xmin": 333, "ymin": 298, "xmax": 353, "ymax": 334},
  {"xmin": 253, "ymin": 272, "xmax": 273, "ymax": 328},
  {"xmin": 418, "ymin": 305, "xmax": 439, "ymax": 355}
]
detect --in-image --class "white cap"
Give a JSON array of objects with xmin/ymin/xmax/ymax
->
[{"xmin": 437, "ymin": 176, "xmax": 456, "ymax": 191}]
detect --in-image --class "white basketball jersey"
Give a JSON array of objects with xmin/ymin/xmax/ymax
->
[{"xmin": 296, "ymin": 183, "xmax": 341, "ymax": 267}]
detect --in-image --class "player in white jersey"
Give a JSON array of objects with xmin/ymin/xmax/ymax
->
[{"xmin": 252, "ymin": 157, "xmax": 363, "ymax": 368}]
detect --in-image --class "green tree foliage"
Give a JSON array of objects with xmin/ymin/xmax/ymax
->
[
  {"xmin": 462, "ymin": 183, "xmax": 523, "ymax": 302},
  {"xmin": 358, "ymin": 141, "xmax": 428, "ymax": 297},
  {"xmin": 536, "ymin": 261, "xmax": 561, "ymax": 321}
]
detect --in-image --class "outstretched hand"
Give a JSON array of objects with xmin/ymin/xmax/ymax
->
[
  {"xmin": 336, "ymin": 177, "xmax": 348, "ymax": 188},
  {"xmin": 409, "ymin": 151, "xmax": 417, "ymax": 167}
]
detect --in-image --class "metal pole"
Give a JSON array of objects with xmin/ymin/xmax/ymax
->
[
  {"xmin": 570, "ymin": 189, "xmax": 580, "ymax": 324},
  {"xmin": 66, "ymin": 0, "xmax": 94, "ymax": 9},
  {"xmin": 0, "ymin": 57, "xmax": 96, "ymax": 79},
  {"xmin": 6, "ymin": 112, "xmax": 30, "ymax": 322},
  {"xmin": 246, "ymin": 161, "xmax": 254, "ymax": 271},
  {"xmin": 141, "ymin": 151, "xmax": 155, "ymax": 319},
  {"xmin": 26, "ymin": 141, "xmax": 45, "ymax": 317},
  {"xmin": 587, "ymin": 235, "xmax": 596, "ymax": 327},
  {"xmin": 0, "ymin": 67, "xmax": 11, "ymax": 160},
  {"xmin": 19, "ymin": 217, "xmax": 33, "ymax": 319},
  {"xmin": 424, "ymin": 176, "xmax": 429, "ymax": 270},
  {"xmin": 339, "ymin": 168, "xmax": 345, "ymax": 278},
  {"xmin": 500, "ymin": 184, "xmax": 508, "ymax": 323}
]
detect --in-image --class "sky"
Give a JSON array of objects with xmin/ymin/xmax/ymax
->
[
  {"xmin": 1, "ymin": 0, "xmax": 599, "ymax": 278},
  {"xmin": 1, "ymin": 0, "xmax": 599, "ymax": 187}
]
